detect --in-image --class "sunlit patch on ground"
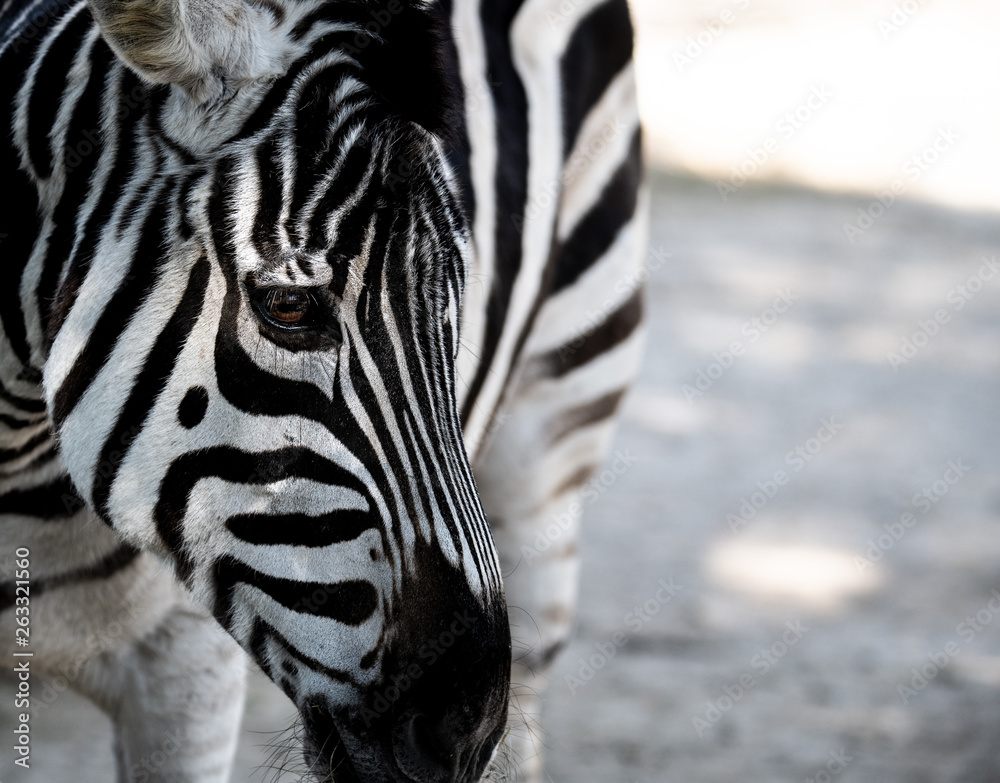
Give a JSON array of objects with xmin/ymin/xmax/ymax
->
[{"xmin": 706, "ymin": 540, "xmax": 882, "ymax": 611}]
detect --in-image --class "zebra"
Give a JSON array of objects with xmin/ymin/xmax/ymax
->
[{"xmin": 0, "ymin": 0, "xmax": 646, "ymax": 780}]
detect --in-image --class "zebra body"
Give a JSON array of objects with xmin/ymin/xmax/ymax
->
[{"xmin": 0, "ymin": 0, "xmax": 646, "ymax": 780}]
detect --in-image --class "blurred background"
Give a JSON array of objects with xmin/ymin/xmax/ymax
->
[
  {"xmin": 539, "ymin": 1, "xmax": 1000, "ymax": 781},
  {"xmin": 5, "ymin": 1, "xmax": 1000, "ymax": 781}
]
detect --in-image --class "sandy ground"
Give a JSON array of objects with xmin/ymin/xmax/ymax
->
[
  {"xmin": 541, "ymin": 170, "xmax": 1000, "ymax": 783},
  {"xmin": 5, "ymin": 2, "xmax": 1000, "ymax": 782}
]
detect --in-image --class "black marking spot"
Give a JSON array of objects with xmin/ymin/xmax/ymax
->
[
  {"xmin": 178, "ymin": 386, "xmax": 209, "ymax": 429},
  {"xmin": 360, "ymin": 648, "xmax": 378, "ymax": 670}
]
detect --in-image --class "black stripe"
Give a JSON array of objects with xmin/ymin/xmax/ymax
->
[
  {"xmin": 213, "ymin": 555, "xmax": 378, "ymax": 626},
  {"xmin": 251, "ymin": 134, "xmax": 283, "ymax": 257},
  {"xmin": 154, "ymin": 446, "xmax": 373, "ymax": 583},
  {"xmin": 547, "ymin": 388, "xmax": 626, "ymax": 445},
  {"xmin": 534, "ymin": 286, "xmax": 643, "ymax": 378},
  {"xmin": 0, "ymin": 375, "xmax": 45, "ymax": 413},
  {"xmin": 36, "ymin": 34, "xmax": 111, "ymax": 325},
  {"xmin": 92, "ymin": 254, "xmax": 209, "ymax": 520},
  {"xmin": 303, "ymin": 130, "xmax": 382, "ymax": 252},
  {"xmin": 560, "ymin": 0, "xmax": 635, "ymax": 155},
  {"xmin": 116, "ymin": 138, "xmax": 163, "ymax": 241},
  {"xmin": 25, "ymin": 3, "xmax": 88, "ymax": 179},
  {"xmin": 48, "ymin": 64, "xmax": 151, "ymax": 340},
  {"xmin": 438, "ymin": 0, "xmax": 475, "ymax": 222},
  {"xmin": 0, "ymin": 427, "xmax": 49, "ymax": 463},
  {"xmin": 459, "ymin": 0, "xmax": 529, "ymax": 425},
  {"xmin": 51, "ymin": 183, "xmax": 170, "ymax": 426},
  {"xmin": 0, "ymin": 16, "xmax": 43, "ymax": 372},
  {"xmin": 0, "ymin": 443, "xmax": 57, "ymax": 476},
  {"xmin": 549, "ymin": 127, "xmax": 642, "ymax": 295},
  {"xmin": 0, "ymin": 543, "xmax": 139, "ymax": 612},
  {"xmin": 228, "ymin": 33, "xmax": 359, "ymax": 145},
  {"xmin": 226, "ymin": 510, "xmax": 375, "ymax": 548},
  {"xmin": 252, "ymin": 0, "xmax": 284, "ymax": 26},
  {"xmin": 0, "ymin": 413, "xmax": 43, "ymax": 430},
  {"xmin": 344, "ymin": 323, "xmax": 421, "ymax": 555},
  {"xmin": 0, "ymin": 474, "xmax": 81, "ymax": 518},
  {"xmin": 249, "ymin": 617, "xmax": 355, "ymax": 685}
]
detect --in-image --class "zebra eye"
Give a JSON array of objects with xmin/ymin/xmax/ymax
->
[
  {"xmin": 246, "ymin": 280, "xmax": 340, "ymax": 350},
  {"xmin": 246, "ymin": 278, "xmax": 343, "ymax": 351},
  {"xmin": 265, "ymin": 289, "xmax": 310, "ymax": 326},
  {"xmin": 252, "ymin": 287, "xmax": 316, "ymax": 330}
]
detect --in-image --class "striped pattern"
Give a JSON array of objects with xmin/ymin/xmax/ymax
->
[{"xmin": 0, "ymin": 0, "xmax": 645, "ymax": 780}]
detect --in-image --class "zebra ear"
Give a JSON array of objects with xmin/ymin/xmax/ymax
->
[{"xmin": 87, "ymin": 0, "xmax": 274, "ymax": 103}]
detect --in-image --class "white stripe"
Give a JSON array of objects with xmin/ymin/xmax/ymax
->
[
  {"xmin": 41, "ymin": 118, "xmax": 160, "ymax": 399},
  {"xmin": 463, "ymin": 0, "xmax": 613, "ymax": 453},
  {"xmin": 557, "ymin": 63, "xmax": 639, "ymax": 241},
  {"xmin": 60, "ymin": 62, "xmax": 127, "ymax": 293},
  {"xmin": 524, "ymin": 187, "xmax": 648, "ymax": 357},
  {"xmin": 451, "ymin": 0, "xmax": 497, "ymax": 438}
]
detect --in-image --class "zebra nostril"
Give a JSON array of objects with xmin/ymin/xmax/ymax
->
[{"xmin": 393, "ymin": 712, "xmax": 455, "ymax": 783}]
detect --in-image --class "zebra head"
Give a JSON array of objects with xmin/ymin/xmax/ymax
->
[{"xmin": 46, "ymin": 0, "xmax": 510, "ymax": 779}]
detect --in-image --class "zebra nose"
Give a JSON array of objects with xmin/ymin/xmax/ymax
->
[
  {"xmin": 393, "ymin": 711, "xmax": 452, "ymax": 782},
  {"xmin": 392, "ymin": 710, "xmax": 502, "ymax": 783}
]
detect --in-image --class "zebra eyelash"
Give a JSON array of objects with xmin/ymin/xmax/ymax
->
[{"xmin": 246, "ymin": 280, "xmax": 343, "ymax": 352}]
